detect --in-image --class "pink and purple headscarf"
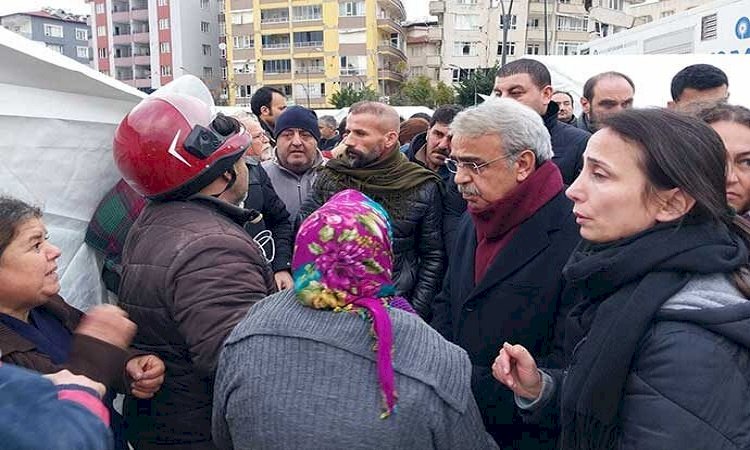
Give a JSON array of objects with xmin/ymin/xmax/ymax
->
[{"xmin": 292, "ymin": 189, "xmax": 415, "ymax": 418}]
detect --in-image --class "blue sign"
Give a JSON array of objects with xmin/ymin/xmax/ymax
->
[{"xmin": 736, "ymin": 17, "xmax": 750, "ymax": 40}]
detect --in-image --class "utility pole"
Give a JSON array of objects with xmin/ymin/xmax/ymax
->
[
  {"xmin": 498, "ymin": 0, "xmax": 514, "ymax": 67},
  {"xmin": 543, "ymin": 0, "xmax": 549, "ymax": 55}
]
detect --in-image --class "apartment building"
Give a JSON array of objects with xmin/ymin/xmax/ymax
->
[
  {"xmin": 87, "ymin": 0, "xmax": 221, "ymax": 94},
  {"xmin": 429, "ymin": 0, "xmax": 642, "ymax": 85},
  {"xmin": 403, "ymin": 19, "xmax": 442, "ymax": 81},
  {"xmin": 626, "ymin": 0, "xmax": 705, "ymax": 26},
  {"xmin": 1, "ymin": 8, "xmax": 91, "ymax": 65},
  {"xmin": 222, "ymin": 0, "xmax": 407, "ymax": 108}
]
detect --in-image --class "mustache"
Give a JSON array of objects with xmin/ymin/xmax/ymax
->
[{"xmin": 457, "ymin": 183, "xmax": 480, "ymax": 196}]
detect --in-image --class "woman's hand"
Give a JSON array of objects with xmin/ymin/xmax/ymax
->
[
  {"xmin": 45, "ymin": 369, "xmax": 106, "ymax": 398},
  {"xmin": 76, "ymin": 304, "xmax": 136, "ymax": 350},
  {"xmin": 126, "ymin": 355, "xmax": 166, "ymax": 399},
  {"xmin": 492, "ymin": 342, "xmax": 543, "ymax": 401},
  {"xmin": 273, "ymin": 270, "xmax": 294, "ymax": 291}
]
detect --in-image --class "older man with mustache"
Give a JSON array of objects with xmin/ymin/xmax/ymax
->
[{"xmin": 431, "ymin": 98, "xmax": 579, "ymax": 450}]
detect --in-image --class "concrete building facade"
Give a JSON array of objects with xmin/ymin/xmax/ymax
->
[
  {"xmin": 222, "ymin": 0, "xmax": 407, "ymax": 108},
  {"xmin": 403, "ymin": 19, "xmax": 442, "ymax": 82},
  {"xmin": 1, "ymin": 9, "xmax": 91, "ymax": 66},
  {"xmin": 87, "ymin": 0, "xmax": 221, "ymax": 94}
]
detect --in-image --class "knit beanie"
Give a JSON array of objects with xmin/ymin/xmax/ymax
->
[{"xmin": 274, "ymin": 105, "xmax": 321, "ymax": 142}]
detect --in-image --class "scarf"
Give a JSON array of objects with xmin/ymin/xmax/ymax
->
[
  {"xmin": 292, "ymin": 189, "xmax": 417, "ymax": 419},
  {"xmin": 560, "ymin": 219, "xmax": 747, "ymax": 449},
  {"xmin": 471, "ymin": 161, "xmax": 563, "ymax": 283},
  {"xmin": 323, "ymin": 149, "xmax": 440, "ymax": 218}
]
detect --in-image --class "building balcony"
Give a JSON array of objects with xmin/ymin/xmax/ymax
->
[
  {"xmin": 295, "ymin": 66, "xmax": 325, "ymax": 75},
  {"xmin": 112, "ymin": 11, "xmax": 129, "ymax": 22},
  {"xmin": 557, "ymin": 3, "xmax": 586, "ymax": 15},
  {"xmin": 588, "ymin": 6, "xmax": 635, "ymax": 28},
  {"xmin": 134, "ymin": 55, "xmax": 150, "ymax": 65},
  {"xmin": 340, "ymin": 67, "xmax": 367, "ymax": 76},
  {"xmin": 134, "ymin": 78, "xmax": 152, "ymax": 88},
  {"xmin": 378, "ymin": 68, "xmax": 404, "ymax": 82},
  {"xmin": 294, "ymin": 41, "xmax": 323, "ymax": 50},
  {"xmin": 429, "ymin": 1, "xmax": 445, "ymax": 15},
  {"xmin": 428, "ymin": 26, "xmax": 442, "ymax": 41},
  {"xmin": 378, "ymin": 0, "xmax": 406, "ymax": 21},
  {"xmin": 378, "ymin": 42, "xmax": 407, "ymax": 61},
  {"xmin": 377, "ymin": 17, "xmax": 403, "ymax": 34},
  {"xmin": 114, "ymin": 56, "xmax": 134, "ymax": 66},
  {"xmin": 263, "ymin": 72, "xmax": 293, "ymax": 81},
  {"xmin": 133, "ymin": 32, "xmax": 150, "ymax": 44},
  {"xmin": 131, "ymin": 8, "xmax": 149, "ymax": 21},
  {"xmin": 262, "ymin": 42, "xmax": 291, "ymax": 50},
  {"xmin": 112, "ymin": 34, "xmax": 133, "ymax": 45}
]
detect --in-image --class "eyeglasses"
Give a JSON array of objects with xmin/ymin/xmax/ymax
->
[{"xmin": 444, "ymin": 154, "xmax": 512, "ymax": 175}]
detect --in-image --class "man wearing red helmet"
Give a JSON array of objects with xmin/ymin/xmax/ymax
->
[{"xmin": 113, "ymin": 93, "xmax": 276, "ymax": 449}]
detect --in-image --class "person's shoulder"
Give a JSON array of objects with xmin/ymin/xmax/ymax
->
[
  {"xmin": 555, "ymin": 120, "xmax": 591, "ymax": 141},
  {"xmin": 224, "ymin": 290, "xmax": 299, "ymax": 345}
]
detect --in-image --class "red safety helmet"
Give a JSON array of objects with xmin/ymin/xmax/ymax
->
[{"xmin": 114, "ymin": 93, "xmax": 250, "ymax": 200}]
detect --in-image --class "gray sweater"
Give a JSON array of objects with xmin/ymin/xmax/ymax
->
[
  {"xmin": 212, "ymin": 289, "xmax": 497, "ymax": 450},
  {"xmin": 261, "ymin": 151, "xmax": 325, "ymax": 219}
]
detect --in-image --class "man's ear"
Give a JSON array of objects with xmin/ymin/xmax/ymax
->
[
  {"xmin": 384, "ymin": 130, "xmax": 399, "ymax": 149},
  {"xmin": 514, "ymin": 150, "xmax": 537, "ymax": 183},
  {"xmin": 667, "ymin": 100, "xmax": 676, "ymax": 110},
  {"xmin": 655, "ymin": 188, "xmax": 696, "ymax": 222},
  {"xmin": 541, "ymin": 85, "xmax": 554, "ymax": 105},
  {"xmin": 260, "ymin": 105, "xmax": 270, "ymax": 117}
]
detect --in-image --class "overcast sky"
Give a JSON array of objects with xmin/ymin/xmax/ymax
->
[{"xmin": 0, "ymin": 0, "xmax": 430, "ymax": 19}]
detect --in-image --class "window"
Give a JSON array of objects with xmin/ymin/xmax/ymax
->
[
  {"xmin": 455, "ymin": 14, "xmax": 480, "ymax": 30},
  {"xmin": 293, "ymin": 5, "xmax": 322, "ymax": 21},
  {"xmin": 497, "ymin": 42, "xmax": 516, "ymax": 56},
  {"xmin": 221, "ymin": 66, "xmax": 228, "ymax": 79},
  {"xmin": 217, "ymin": 0, "xmax": 224, "ymax": 11},
  {"xmin": 262, "ymin": 34, "xmax": 290, "ymax": 49},
  {"xmin": 158, "ymin": 0, "xmax": 168, "ymax": 6},
  {"xmin": 260, "ymin": 9, "xmax": 289, "ymax": 23},
  {"xmin": 660, "ymin": 10, "xmax": 675, "ymax": 18},
  {"xmin": 237, "ymin": 85, "xmax": 253, "ymax": 98},
  {"xmin": 701, "ymin": 13, "xmax": 717, "ymax": 41},
  {"xmin": 451, "ymin": 68, "xmax": 475, "ymax": 83},
  {"xmin": 218, "ymin": 19, "xmax": 225, "ymax": 37},
  {"xmin": 76, "ymin": 46, "xmax": 89, "ymax": 58},
  {"xmin": 263, "ymin": 59, "xmax": 291, "ymax": 74},
  {"xmin": 339, "ymin": 1, "xmax": 365, "ymax": 17},
  {"xmin": 558, "ymin": 0, "xmax": 571, "ymax": 3},
  {"xmin": 340, "ymin": 55, "xmax": 366, "ymax": 75},
  {"xmin": 160, "ymin": 41, "xmax": 171, "ymax": 53},
  {"xmin": 220, "ymin": 46, "xmax": 226, "ymax": 58},
  {"xmin": 203, "ymin": 66, "xmax": 213, "ymax": 78},
  {"xmin": 557, "ymin": 16, "xmax": 588, "ymax": 32},
  {"xmin": 294, "ymin": 31, "xmax": 323, "ymax": 48},
  {"xmin": 43, "ymin": 24, "xmax": 64, "ymax": 38},
  {"xmin": 233, "ymin": 35, "xmax": 253, "ymax": 49},
  {"xmin": 231, "ymin": 11, "xmax": 253, "ymax": 25},
  {"xmin": 457, "ymin": 0, "xmax": 478, "ymax": 4},
  {"xmin": 97, "ymin": 25, "xmax": 106, "ymax": 36},
  {"xmin": 453, "ymin": 41, "xmax": 477, "ymax": 56},
  {"xmin": 202, "ymin": 44, "xmax": 212, "ymax": 56},
  {"xmin": 75, "ymin": 28, "xmax": 88, "ymax": 40},
  {"xmin": 499, "ymin": 14, "xmax": 517, "ymax": 30},
  {"xmin": 160, "ymin": 65, "xmax": 172, "ymax": 76},
  {"xmin": 200, "ymin": 21, "xmax": 210, "ymax": 33},
  {"xmin": 46, "ymin": 43, "xmax": 64, "ymax": 53},
  {"xmin": 98, "ymin": 47, "xmax": 107, "ymax": 58},
  {"xmin": 556, "ymin": 41, "xmax": 581, "ymax": 55},
  {"xmin": 96, "ymin": 3, "xmax": 105, "ymax": 14},
  {"xmin": 200, "ymin": 0, "xmax": 209, "ymax": 9},
  {"xmin": 159, "ymin": 19, "xmax": 169, "ymax": 30},
  {"xmin": 606, "ymin": 0, "xmax": 623, "ymax": 10},
  {"xmin": 528, "ymin": 17, "xmax": 540, "ymax": 29},
  {"xmin": 526, "ymin": 43, "xmax": 540, "ymax": 55}
]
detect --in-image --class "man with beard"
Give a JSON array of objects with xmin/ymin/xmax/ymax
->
[
  {"xmin": 298, "ymin": 101, "xmax": 444, "ymax": 320},
  {"xmin": 431, "ymin": 98, "xmax": 579, "ymax": 450},
  {"xmin": 405, "ymin": 104, "xmax": 467, "ymax": 257},
  {"xmin": 577, "ymin": 71, "xmax": 635, "ymax": 133},
  {"xmin": 551, "ymin": 91, "xmax": 576, "ymax": 124},
  {"xmin": 114, "ymin": 94, "xmax": 275, "ymax": 448}
]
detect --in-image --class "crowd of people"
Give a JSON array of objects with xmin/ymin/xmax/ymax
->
[{"xmin": 2, "ymin": 59, "xmax": 749, "ymax": 449}]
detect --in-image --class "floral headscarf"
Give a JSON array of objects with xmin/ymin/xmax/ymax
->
[{"xmin": 292, "ymin": 189, "xmax": 415, "ymax": 418}]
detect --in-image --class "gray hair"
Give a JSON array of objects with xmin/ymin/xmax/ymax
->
[
  {"xmin": 450, "ymin": 97, "xmax": 553, "ymax": 165},
  {"xmin": 231, "ymin": 110, "xmax": 259, "ymax": 124},
  {"xmin": 318, "ymin": 115, "xmax": 337, "ymax": 129}
]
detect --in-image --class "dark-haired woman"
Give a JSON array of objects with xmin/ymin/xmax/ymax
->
[
  {"xmin": 699, "ymin": 103, "xmax": 750, "ymax": 216},
  {"xmin": 493, "ymin": 108, "xmax": 750, "ymax": 450}
]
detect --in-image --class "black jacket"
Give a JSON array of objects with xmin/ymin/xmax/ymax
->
[
  {"xmin": 257, "ymin": 115, "xmax": 276, "ymax": 147},
  {"xmin": 244, "ymin": 159, "xmax": 293, "ymax": 273},
  {"xmin": 406, "ymin": 132, "xmax": 467, "ymax": 259},
  {"xmin": 319, "ymin": 134, "xmax": 341, "ymax": 151},
  {"xmin": 431, "ymin": 192, "xmax": 579, "ymax": 449},
  {"xmin": 544, "ymin": 102, "xmax": 590, "ymax": 186},
  {"xmin": 298, "ymin": 169, "xmax": 445, "ymax": 320}
]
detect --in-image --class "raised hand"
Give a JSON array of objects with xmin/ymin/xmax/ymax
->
[{"xmin": 492, "ymin": 342, "xmax": 543, "ymax": 401}]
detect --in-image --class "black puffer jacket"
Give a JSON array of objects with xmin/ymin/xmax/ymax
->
[
  {"xmin": 298, "ymin": 170, "xmax": 445, "ymax": 320},
  {"xmin": 119, "ymin": 195, "xmax": 275, "ymax": 448}
]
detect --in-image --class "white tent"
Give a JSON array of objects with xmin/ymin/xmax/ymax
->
[
  {"xmin": 530, "ymin": 54, "xmax": 750, "ymax": 115},
  {"xmin": 0, "ymin": 27, "xmax": 145, "ymax": 310}
]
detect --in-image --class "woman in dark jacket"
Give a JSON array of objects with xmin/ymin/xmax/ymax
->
[
  {"xmin": 0, "ymin": 196, "xmax": 165, "ymax": 450},
  {"xmin": 493, "ymin": 109, "xmax": 750, "ymax": 450}
]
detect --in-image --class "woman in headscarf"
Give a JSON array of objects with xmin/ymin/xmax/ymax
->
[
  {"xmin": 213, "ymin": 189, "xmax": 497, "ymax": 450},
  {"xmin": 493, "ymin": 109, "xmax": 750, "ymax": 450}
]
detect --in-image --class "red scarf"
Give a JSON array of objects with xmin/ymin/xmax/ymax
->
[{"xmin": 471, "ymin": 161, "xmax": 564, "ymax": 283}]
